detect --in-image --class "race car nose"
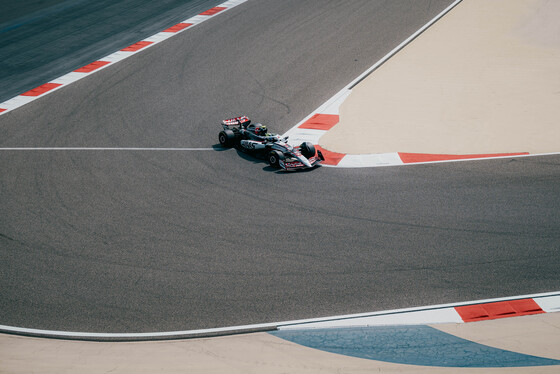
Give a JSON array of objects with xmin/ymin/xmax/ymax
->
[{"xmin": 300, "ymin": 156, "xmax": 312, "ymax": 168}]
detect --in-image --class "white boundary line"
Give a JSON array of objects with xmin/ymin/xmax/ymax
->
[
  {"xmin": 323, "ymin": 151, "xmax": 560, "ymax": 168},
  {"xmin": 276, "ymin": 291, "xmax": 560, "ymax": 330},
  {"xmin": 283, "ymin": 0, "xmax": 464, "ymax": 141},
  {"xmin": 1, "ymin": 291, "xmax": 558, "ymax": 341},
  {"xmin": 347, "ymin": 0, "xmax": 464, "ymax": 90},
  {"xmin": 282, "ymin": 0, "xmax": 558, "ymax": 168}
]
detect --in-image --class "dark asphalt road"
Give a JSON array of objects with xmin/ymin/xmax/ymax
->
[
  {"xmin": 1, "ymin": 0, "xmax": 558, "ymax": 333},
  {"xmin": 0, "ymin": 0, "xmax": 226, "ymax": 103}
]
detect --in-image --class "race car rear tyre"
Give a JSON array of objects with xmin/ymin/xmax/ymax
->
[
  {"xmin": 219, "ymin": 130, "xmax": 236, "ymax": 147},
  {"xmin": 299, "ymin": 142, "xmax": 316, "ymax": 158},
  {"xmin": 268, "ymin": 150, "xmax": 284, "ymax": 168}
]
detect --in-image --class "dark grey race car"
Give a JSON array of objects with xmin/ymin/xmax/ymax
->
[{"xmin": 218, "ymin": 115, "xmax": 324, "ymax": 170}]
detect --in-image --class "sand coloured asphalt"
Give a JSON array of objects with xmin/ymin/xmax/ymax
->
[
  {"xmin": 319, "ymin": 0, "xmax": 560, "ymax": 155},
  {"xmin": 434, "ymin": 313, "xmax": 560, "ymax": 361}
]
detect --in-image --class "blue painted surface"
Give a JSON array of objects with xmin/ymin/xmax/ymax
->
[{"xmin": 270, "ymin": 325, "xmax": 560, "ymax": 368}]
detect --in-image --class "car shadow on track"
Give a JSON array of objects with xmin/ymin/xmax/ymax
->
[
  {"xmin": 234, "ymin": 147, "xmax": 279, "ymax": 172},
  {"xmin": 212, "ymin": 144, "xmax": 318, "ymax": 173},
  {"xmin": 211, "ymin": 144, "xmax": 229, "ymax": 152}
]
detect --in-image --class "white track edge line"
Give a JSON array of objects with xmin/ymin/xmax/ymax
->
[
  {"xmin": 1, "ymin": 291, "xmax": 558, "ymax": 341},
  {"xmin": 346, "ymin": 0, "xmax": 464, "ymax": 90},
  {"xmin": 283, "ymin": 0, "xmax": 558, "ymax": 168},
  {"xmin": 321, "ymin": 151, "xmax": 560, "ymax": 168},
  {"xmin": 282, "ymin": 0, "xmax": 464, "ymax": 139}
]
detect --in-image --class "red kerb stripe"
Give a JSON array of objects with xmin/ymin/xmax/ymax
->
[
  {"xmin": 121, "ymin": 41, "xmax": 153, "ymax": 52},
  {"xmin": 0, "ymin": 108, "xmax": 6, "ymax": 113},
  {"xmin": 299, "ymin": 114, "xmax": 339, "ymax": 130},
  {"xmin": 314, "ymin": 145, "xmax": 345, "ymax": 166},
  {"xmin": 163, "ymin": 23, "xmax": 193, "ymax": 33},
  {"xmin": 399, "ymin": 152, "xmax": 529, "ymax": 163},
  {"xmin": 200, "ymin": 7, "xmax": 226, "ymax": 16},
  {"xmin": 74, "ymin": 61, "xmax": 111, "ymax": 73},
  {"xmin": 21, "ymin": 83, "xmax": 63, "ymax": 97},
  {"xmin": 455, "ymin": 299, "xmax": 544, "ymax": 322}
]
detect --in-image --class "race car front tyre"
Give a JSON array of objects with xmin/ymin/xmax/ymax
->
[
  {"xmin": 219, "ymin": 130, "xmax": 236, "ymax": 147},
  {"xmin": 299, "ymin": 142, "xmax": 316, "ymax": 158},
  {"xmin": 268, "ymin": 150, "xmax": 284, "ymax": 168}
]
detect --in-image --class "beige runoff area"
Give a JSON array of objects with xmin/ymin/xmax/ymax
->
[
  {"xmin": 1, "ymin": 313, "xmax": 559, "ymax": 373},
  {"xmin": 320, "ymin": 0, "xmax": 560, "ymax": 155},
  {"xmin": 435, "ymin": 312, "xmax": 560, "ymax": 361}
]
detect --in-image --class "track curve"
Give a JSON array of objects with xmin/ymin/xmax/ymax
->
[{"xmin": 1, "ymin": 0, "xmax": 559, "ymax": 333}]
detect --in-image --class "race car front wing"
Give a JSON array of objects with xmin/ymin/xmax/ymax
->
[{"xmin": 279, "ymin": 153, "xmax": 323, "ymax": 171}]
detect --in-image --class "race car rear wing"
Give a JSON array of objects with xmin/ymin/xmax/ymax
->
[{"xmin": 221, "ymin": 115, "xmax": 250, "ymax": 128}]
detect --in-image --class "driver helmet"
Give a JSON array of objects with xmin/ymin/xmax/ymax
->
[{"xmin": 255, "ymin": 125, "xmax": 267, "ymax": 136}]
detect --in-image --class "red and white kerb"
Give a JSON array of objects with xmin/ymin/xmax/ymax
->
[{"xmin": 0, "ymin": 0, "xmax": 248, "ymax": 116}]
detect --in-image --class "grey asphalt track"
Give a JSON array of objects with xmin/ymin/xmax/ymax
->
[{"xmin": 1, "ymin": 0, "xmax": 559, "ymax": 333}]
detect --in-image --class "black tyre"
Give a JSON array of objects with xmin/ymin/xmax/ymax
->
[
  {"xmin": 268, "ymin": 150, "xmax": 284, "ymax": 168},
  {"xmin": 219, "ymin": 129, "xmax": 236, "ymax": 147},
  {"xmin": 299, "ymin": 142, "xmax": 316, "ymax": 158}
]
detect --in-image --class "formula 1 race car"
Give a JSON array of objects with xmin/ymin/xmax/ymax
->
[{"xmin": 218, "ymin": 115, "xmax": 324, "ymax": 171}]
